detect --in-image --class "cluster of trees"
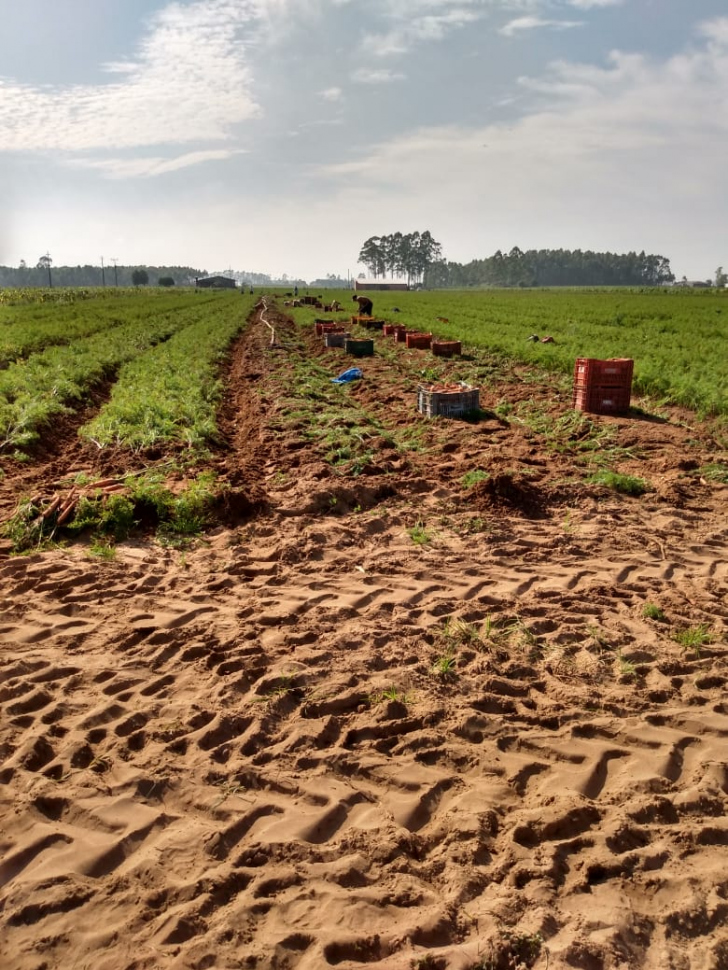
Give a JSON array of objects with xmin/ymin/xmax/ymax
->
[
  {"xmin": 358, "ymin": 231, "xmax": 443, "ymax": 285},
  {"xmin": 0, "ymin": 260, "xmax": 204, "ymax": 288},
  {"xmin": 127, "ymin": 271, "xmax": 173, "ymax": 286},
  {"xmin": 423, "ymin": 248, "xmax": 675, "ymax": 288}
]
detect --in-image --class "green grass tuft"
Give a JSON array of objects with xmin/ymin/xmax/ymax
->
[
  {"xmin": 408, "ymin": 521, "xmax": 432, "ymax": 545},
  {"xmin": 461, "ymin": 469, "xmax": 489, "ymax": 488},
  {"xmin": 672, "ymin": 624, "xmax": 712, "ymax": 657},
  {"xmin": 697, "ymin": 462, "xmax": 728, "ymax": 484},
  {"xmin": 431, "ymin": 648, "xmax": 457, "ymax": 678},
  {"xmin": 587, "ymin": 470, "xmax": 649, "ymax": 495}
]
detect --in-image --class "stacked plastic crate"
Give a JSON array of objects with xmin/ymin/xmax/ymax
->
[{"xmin": 572, "ymin": 358, "xmax": 634, "ymax": 415}]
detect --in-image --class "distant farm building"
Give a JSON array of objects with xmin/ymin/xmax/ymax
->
[
  {"xmin": 355, "ymin": 279, "xmax": 409, "ymax": 292},
  {"xmin": 195, "ymin": 276, "xmax": 237, "ymax": 289},
  {"xmin": 309, "ymin": 278, "xmax": 349, "ymax": 289}
]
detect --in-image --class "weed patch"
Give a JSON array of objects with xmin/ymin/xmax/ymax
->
[
  {"xmin": 431, "ymin": 647, "xmax": 457, "ymax": 679},
  {"xmin": 461, "ymin": 469, "xmax": 489, "ymax": 488},
  {"xmin": 672, "ymin": 624, "xmax": 712, "ymax": 657},
  {"xmin": 587, "ymin": 470, "xmax": 650, "ymax": 495},
  {"xmin": 408, "ymin": 521, "xmax": 432, "ymax": 545},
  {"xmin": 369, "ymin": 686, "xmax": 410, "ymax": 706},
  {"xmin": 443, "ymin": 618, "xmax": 482, "ymax": 648},
  {"xmin": 696, "ymin": 462, "xmax": 728, "ymax": 484},
  {"xmin": 470, "ymin": 930, "xmax": 544, "ymax": 970}
]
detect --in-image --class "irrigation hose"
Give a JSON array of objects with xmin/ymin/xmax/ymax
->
[{"xmin": 258, "ymin": 297, "xmax": 276, "ymax": 347}]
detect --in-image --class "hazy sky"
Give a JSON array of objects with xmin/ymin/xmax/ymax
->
[{"xmin": 1, "ymin": 0, "xmax": 726, "ymax": 280}]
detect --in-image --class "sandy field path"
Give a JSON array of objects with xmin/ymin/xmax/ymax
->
[{"xmin": 1, "ymin": 304, "xmax": 728, "ymax": 970}]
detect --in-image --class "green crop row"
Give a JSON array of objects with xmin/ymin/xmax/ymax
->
[
  {"xmin": 79, "ymin": 294, "xmax": 256, "ymax": 451},
  {"xmin": 0, "ymin": 291, "xmax": 210, "ymax": 366},
  {"xmin": 0, "ymin": 292, "xmax": 227, "ymax": 455},
  {"xmin": 287, "ymin": 288, "xmax": 728, "ymax": 416},
  {"xmin": 0, "ymin": 286, "xmax": 189, "ymax": 307}
]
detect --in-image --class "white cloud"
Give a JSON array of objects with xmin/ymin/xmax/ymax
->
[
  {"xmin": 699, "ymin": 16, "xmax": 728, "ymax": 46},
  {"xmin": 320, "ymin": 86, "xmax": 344, "ymax": 101},
  {"xmin": 352, "ymin": 68, "xmax": 407, "ymax": 83},
  {"xmin": 362, "ymin": 7, "xmax": 484, "ymax": 57},
  {"xmin": 0, "ymin": 0, "xmax": 262, "ymax": 154},
  {"xmin": 567, "ymin": 0, "xmax": 624, "ymax": 9},
  {"xmin": 500, "ymin": 16, "xmax": 583, "ymax": 35},
  {"xmin": 354, "ymin": 0, "xmax": 613, "ymax": 58},
  {"xmin": 68, "ymin": 149, "xmax": 248, "ymax": 180}
]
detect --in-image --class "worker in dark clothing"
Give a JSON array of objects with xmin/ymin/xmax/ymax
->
[{"xmin": 353, "ymin": 294, "xmax": 374, "ymax": 316}]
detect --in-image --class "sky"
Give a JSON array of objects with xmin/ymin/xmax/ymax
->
[{"xmin": 1, "ymin": 0, "xmax": 727, "ymax": 281}]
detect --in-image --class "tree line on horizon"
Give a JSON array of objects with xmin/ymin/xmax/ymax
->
[
  {"xmin": 424, "ymin": 247, "xmax": 675, "ymax": 288},
  {"xmin": 358, "ymin": 231, "xmax": 443, "ymax": 285},
  {"xmin": 0, "ymin": 261, "xmax": 206, "ymax": 289},
  {"xmin": 357, "ymin": 235, "xmax": 677, "ymax": 288},
  {"xmin": 0, "ymin": 261, "xmax": 314, "ymax": 289}
]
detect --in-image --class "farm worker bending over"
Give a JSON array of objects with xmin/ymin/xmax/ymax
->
[{"xmin": 353, "ymin": 294, "xmax": 374, "ymax": 316}]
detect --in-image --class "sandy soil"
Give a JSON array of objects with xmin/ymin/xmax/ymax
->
[{"xmin": 1, "ymin": 303, "xmax": 728, "ymax": 970}]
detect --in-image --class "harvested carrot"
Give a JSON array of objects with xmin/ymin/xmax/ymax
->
[
  {"xmin": 56, "ymin": 486, "xmax": 77, "ymax": 513},
  {"xmin": 56, "ymin": 499, "xmax": 78, "ymax": 526},
  {"xmin": 39, "ymin": 495, "xmax": 62, "ymax": 520},
  {"xmin": 422, "ymin": 383, "xmax": 469, "ymax": 393}
]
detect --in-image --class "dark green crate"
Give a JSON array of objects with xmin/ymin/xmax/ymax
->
[{"xmin": 345, "ymin": 338, "xmax": 374, "ymax": 357}]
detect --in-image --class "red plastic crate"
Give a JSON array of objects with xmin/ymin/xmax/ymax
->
[
  {"xmin": 432, "ymin": 340, "xmax": 462, "ymax": 358},
  {"xmin": 574, "ymin": 358, "xmax": 634, "ymax": 386},
  {"xmin": 572, "ymin": 384, "xmax": 631, "ymax": 414},
  {"xmin": 316, "ymin": 321, "xmax": 344, "ymax": 336},
  {"xmin": 405, "ymin": 332, "xmax": 432, "ymax": 349}
]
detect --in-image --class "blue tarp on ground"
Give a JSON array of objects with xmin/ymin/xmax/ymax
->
[{"xmin": 331, "ymin": 367, "xmax": 363, "ymax": 385}]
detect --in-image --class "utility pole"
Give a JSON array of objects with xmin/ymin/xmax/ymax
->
[
  {"xmin": 110, "ymin": 258, "xmax": 119, "ymax": 286},
  {"xmin": 101, "ymin": 256, "xmax": 106, "ymax": 287}
]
